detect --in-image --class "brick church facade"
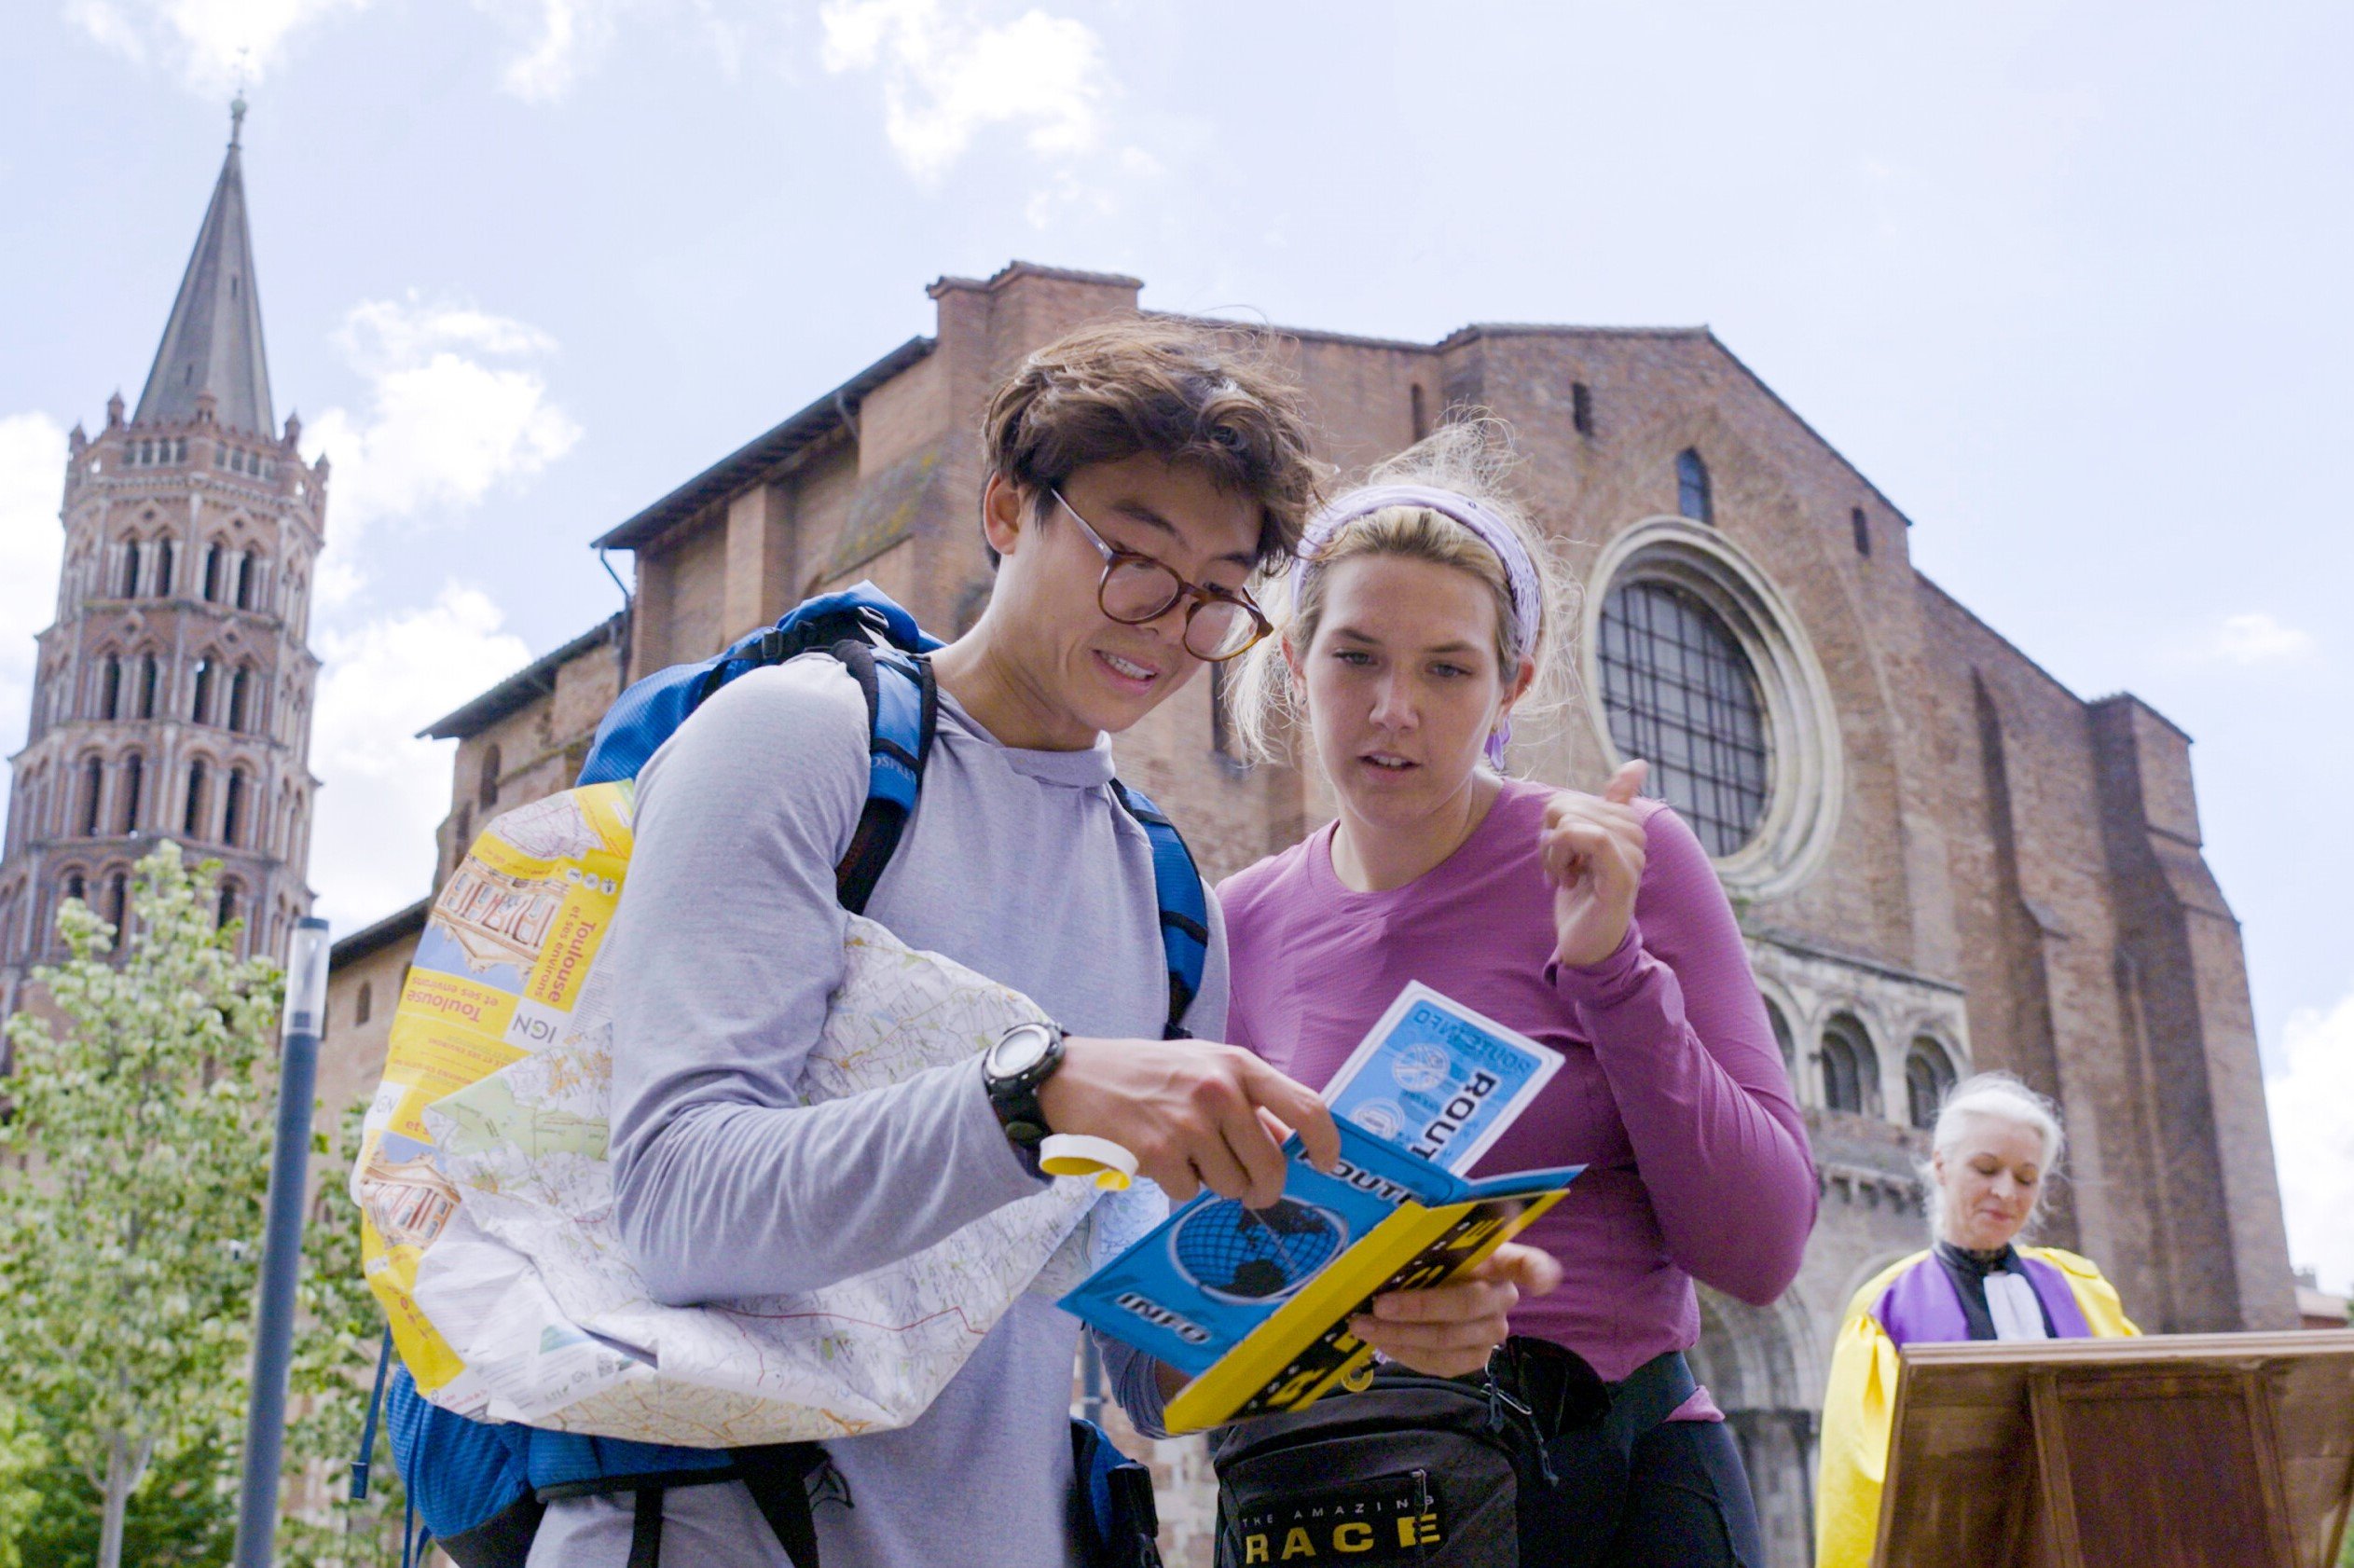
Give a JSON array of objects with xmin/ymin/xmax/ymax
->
[
  {"xmin": 1, "ymin": 105, "xmax": 324, "ymax": 1023},
  {"xmin": 321, "ymin": 261, "xmax": 2292, "ymax": 1566}
]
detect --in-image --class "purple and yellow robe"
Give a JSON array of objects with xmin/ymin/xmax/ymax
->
[{"xmin": 1813, "ymin": 1245, "xmax": 2137, "ymax": 1568}]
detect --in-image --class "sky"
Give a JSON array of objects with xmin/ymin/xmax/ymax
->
[{"xmin": 0, "ymin": 0, "xmax": 2347, "ymax": 1292}]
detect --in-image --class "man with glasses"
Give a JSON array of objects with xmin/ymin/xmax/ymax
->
[{"xmin": 563, "ymin": 318, "xmax": 1537, "ymax": 1568}]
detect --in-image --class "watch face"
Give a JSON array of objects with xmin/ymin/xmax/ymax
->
[{"xmin": 989, "ymin": 1025, "xmax": 1052, "ymax": 1080}]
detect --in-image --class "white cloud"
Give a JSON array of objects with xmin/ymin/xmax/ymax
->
[
  {"xmin": 63, "ymin": 0, "xmax": 623, "ymax": 105},
  {"xmin": 2269, "ymin": 985, "xmax": 2354, "ymax": 1296},
  {"xmin": 289, "ymin": 296, "xmax": 574, "ymax": 928},
  {"xmin": 293, "ymin": 296, "xmax": 575, "ymax": 928},
  {"xmin": 65, "ymin": 0, "xmax": 367, "ymax": 90},
  {"xmin": 0, "ymin": 414, "xmax": 69, "ymax": 793},
  {"xmin": 475, "ymin": 0, "xmax": 617, "ymax": 103},
  {"xmin": 690, "ymin": 0, "xmax": 749, "ymax": 79},
  {"xmin": 819, "ymin": 0, "xmax": 1107, "ymax": 180},
  {"xmin": 308, "ymin": 584, "xmax": 530, "ymax": 930},
  {"xmin": 2203, "ymin": 612, "xmax": 2318, "ymax": 666},
  {"xmin": 301, "ymin": 292, "xmax": 580, "ymax": 603}
]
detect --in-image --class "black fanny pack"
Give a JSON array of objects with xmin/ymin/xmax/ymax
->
[{"xmin": 1206, "ymin": 1340, "xmax": 1696, "ymax": 1568}]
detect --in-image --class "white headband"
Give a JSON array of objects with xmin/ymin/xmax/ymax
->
[{"xmin": 1298, "ymin": 482, "xmax": 1541, "ymax": 763}]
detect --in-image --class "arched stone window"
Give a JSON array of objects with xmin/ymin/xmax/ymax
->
[
  {"xmin": 1677, "ymin": 448, "xmax": 1714, "ymax": 524},
  {"xmin": 222, "ymin": 769, "xmax": 248, "ymax": 848},
  {"xmin": 478, "ymin": 744, "xmax": 502, "ymax": 811},
  {"xmin": 201, "ymin": 543, "xmax": 223, "ymax": 602},
  {"xmin": 107, "ymin": 871, "xmax": 129, "ymax": 932},
  {"xmin": 184, "ymin": 760, "xmax": 210, "ymax": 837},
  {"xmin": 190, "ymin": 658, "xmax": 214, "ymax": 725},
  {"xmin": 63, "ymin": 870, "xmax": 87, "ymax": 906},
  {"xmin": 1763, "ymin": 997, "xmax": 1797, "ymax": 1084},
  {"xmin": 118, "ymin": 753, "xmax": 143, "ymax": 833},
  {"xmin": 1906, "ymin": 1038, "xmax": 1958, "ymax": 1132},
  {"xmin": 100, "ymin": 655, "xmax": 122, "ymax": 721},
  {"xmin": 233, "ymin": 553, "xmax": 255, "ymax": 611},
  {"xmin": 79, "ymin": 755, "xmax": 105, "ymax": 836},
  {"xmin": 119, "ymin": 541, "xmax": 143, "ymax": 598},
  {"xmin": 1597, "ymin": 579, "xmax": 1769, "ymax": 857},
  {"xmin": 227, "ymin": 668, "xmax": 252, "ymax": 734},
  {"xmin": 1820, "ymin": 1013, "xmax": 1879, "ymax": 1116},
  {"xmin": 355, "ymin": 982, "xmax": 374, "ymax": 1026},
  {"xmin": 217, "ymin": 881, "xmax": 238, "ymax": 930},
  {"xmin": 157, "ymin": 539, "xmax": 176, "ymax": 597},
  {"xmin": 138, "ymin": 654, "xmax": 160, "ymax": 719},
  {"xmin": 1581, "ymin": 520, "xmax": 1843, "ymax": 901}
]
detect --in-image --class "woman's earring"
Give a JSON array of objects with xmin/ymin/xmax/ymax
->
[{"xmin": 1484, "ymin": 723, "xmax": 1511, "ymax": 767}]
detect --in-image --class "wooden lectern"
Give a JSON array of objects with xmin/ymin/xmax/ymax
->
[{"xmin": 1875, "ymin": 1330, "xmax": 2354, "ymax": 1568}]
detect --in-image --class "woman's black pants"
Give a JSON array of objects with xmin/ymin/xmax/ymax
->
[{"xmin": 1518, "ymin": 1416, "xmax": 1764, "ymax": 1568}]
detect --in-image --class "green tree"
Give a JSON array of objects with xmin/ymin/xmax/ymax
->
[
  {"xmin": 0, "ymin": 1398, "xmax": 51, "ymax": 1568},
  {"xmin": 0, "ymin": 845, "xmax": 402, "ymax": 1568},
  {"xmin": 9, "ymin": 1434, "xmax": 234, "ymax": 1567}
]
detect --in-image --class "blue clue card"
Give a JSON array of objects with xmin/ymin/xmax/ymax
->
[{"xmin": 1321, "ymin": 982, "xmax": 1563, "ymax": 1173}]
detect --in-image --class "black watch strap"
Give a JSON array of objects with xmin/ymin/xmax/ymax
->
[{"xmin": 984, "ymin": 1023, "xmax": 1066, "ymax": 1149}]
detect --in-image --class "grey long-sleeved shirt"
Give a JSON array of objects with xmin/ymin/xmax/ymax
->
[{"xmin": 578, "ymin": 653, "xmax": 1225, "ymax": 1568}]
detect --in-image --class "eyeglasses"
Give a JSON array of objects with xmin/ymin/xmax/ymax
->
[{"xmin": 1052, "ymin": 490, "xmax": 1273, "ymax": 663}]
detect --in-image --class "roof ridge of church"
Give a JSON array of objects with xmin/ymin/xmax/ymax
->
[{"xmin": 132, "ymin": 100, "xmax": 275, "ymax": 437}]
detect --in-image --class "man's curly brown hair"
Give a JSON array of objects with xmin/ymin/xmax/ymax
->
[{"xmin": 980, "ymin": 316, "xmax": 1323, "ymax": 571}]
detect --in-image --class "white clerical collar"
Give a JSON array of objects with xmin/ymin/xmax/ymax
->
[{"xmin": 1985, "ymin": 1269, "xmax": 2049, "ymax": 1341}]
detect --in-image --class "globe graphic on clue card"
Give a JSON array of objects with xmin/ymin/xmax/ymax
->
[
  {"xmin": 1170, "ymin": 1198, "xmax": 1346, "ymax": 1302},
  {"xmin": 1392, "ymin": 1039, "xmax": 1451, "ymax": 1093}
]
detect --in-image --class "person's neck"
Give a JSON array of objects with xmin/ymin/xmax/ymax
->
[
  {"xmin": 1937, "ymin": 1235, "xmax": 2016, "ymax": 1267},
  {"xmin": 1328, "ymin": 772, "xmax": 1500, "ymax": 893},
  {"xmin": 929, "ymin": 627, "xmax": 1097, "ymax": 752}
]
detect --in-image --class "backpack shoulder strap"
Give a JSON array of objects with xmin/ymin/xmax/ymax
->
[
  {"xmin": 1107, "ymin": 780, "xmax": 1210, "ymax": 1039},
  {"xmin": 832, "ymin": 643, "xmax": 938, "ymax": 915},
  {"xmin": 733, "ymin": 1443, "xmax": 829, "ymax": 1568},
  {"xmin": 796, "ymin": 646, "xmax": 1195, "ymax": 1028}
]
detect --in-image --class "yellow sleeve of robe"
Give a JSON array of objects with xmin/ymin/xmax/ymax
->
[
  {"xmin": 2021, "ymin": 1245, "xmax": 2141, "ymax": 1338},
  {"xmin": 1812, "ymin": 1248, "xmax": 2139, "ymax": 1568},
  {"xmin": 1813, "ymin": 1253, "xmax": 1923, "ymax": 1568}
]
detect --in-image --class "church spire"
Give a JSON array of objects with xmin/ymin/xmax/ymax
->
[{"xmin": 133, "ymin": 99, "xmax": 275, "ymax": 436}]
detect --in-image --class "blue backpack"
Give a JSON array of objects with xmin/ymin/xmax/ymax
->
[{"xmin": 360, "ymin": 584, "xmax": 1190, "ymax": 1568}]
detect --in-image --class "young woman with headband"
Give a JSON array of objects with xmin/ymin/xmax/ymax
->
[{"xmin": 1214, "ymin": 422, "xmax": 1817, "ymax": 1566}]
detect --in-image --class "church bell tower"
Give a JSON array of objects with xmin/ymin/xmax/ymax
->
[{"xmin": 0, "ymin": 100, "xmax": 326, "ymax": 1016}]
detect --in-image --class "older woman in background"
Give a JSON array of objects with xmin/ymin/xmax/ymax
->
[{"xmin": 1814, "ymin": 1073, "xmax": 2139, "ymax": 1568}]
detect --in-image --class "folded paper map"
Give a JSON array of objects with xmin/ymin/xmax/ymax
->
[{"xmin": 351, "ymin": 783, "xmax": 1144, "ymax": 1446}]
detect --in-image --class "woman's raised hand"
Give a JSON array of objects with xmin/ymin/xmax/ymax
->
[{"xmin": 1539, "ymin": 761, "xmax": 1649, "ymax": 969}]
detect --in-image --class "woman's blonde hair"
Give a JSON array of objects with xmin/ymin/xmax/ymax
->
[{"xmin": 1225, "ymin": 418, "xmax": 1577, "ymax": 772}]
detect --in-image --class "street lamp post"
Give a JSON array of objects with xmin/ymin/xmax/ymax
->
[{"xmin": 230, "ymin": 915, "xmax": 332, "ymax": 1568}]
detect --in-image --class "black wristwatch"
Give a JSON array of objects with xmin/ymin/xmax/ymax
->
[{"xmin": 983, "ymin": 1021, "xmax": 1067, "ymax": 1149}]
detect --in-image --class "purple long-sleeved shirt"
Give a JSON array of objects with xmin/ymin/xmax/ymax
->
[{"xmin": 1218, "ymin": 778, "xmax": 1816, "ymax": 1385}]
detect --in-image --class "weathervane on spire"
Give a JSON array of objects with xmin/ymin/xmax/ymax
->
[{"xmin": 230, "ymin": 48, "xmax": 250, "ymax": 147}]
